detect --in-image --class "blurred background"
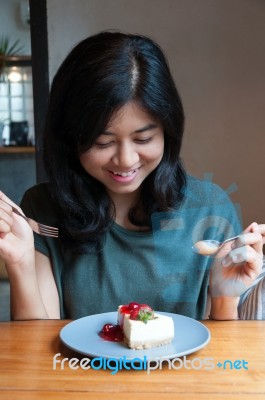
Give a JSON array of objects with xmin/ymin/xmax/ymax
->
[{"xmin": 0, "ymin": 0, "xmax": 265, "ymax": 320}]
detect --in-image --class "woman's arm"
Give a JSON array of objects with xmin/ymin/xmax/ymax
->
[
  {"xmin": 34, "ymin": 250, "xmax": 60, "ymax": 319},
  {"xmin": 209, "ymin": 297, "xmax": 239, "ymax": 320},
  {"xmin": 238, "ymin": 258, "xmax": 265, "ymax": 319},
  {"xmin": 9, "ymin": 251, "xmax": 60, "ymax": 320},
  {"xmin": 209, "ymin": 222, "xmax": 264, "ymax": 320},
  {"xmin": 0, "ymin": 192, "xmax": 60, "ymax": 320}
]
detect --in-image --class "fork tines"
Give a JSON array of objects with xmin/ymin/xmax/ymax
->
[{"xmin": 38, "ymin": 224, "xmax": 59, "ymax": 238}]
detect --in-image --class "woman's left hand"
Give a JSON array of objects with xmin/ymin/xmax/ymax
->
[{"xmin": 210, "ymin": 222, "xmax": 264, "ymax": 298}]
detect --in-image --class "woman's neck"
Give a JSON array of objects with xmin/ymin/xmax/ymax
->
[
  {"xmin": 109, "ymin": 191, "xmax": 137, "ymax": 229},
  {"xmin": 107, "ymin": 190, "xmax": 148, "ymax": 231}
]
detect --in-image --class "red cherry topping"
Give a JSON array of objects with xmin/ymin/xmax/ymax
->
[
  {"xmin": 102, "ymin": 324, "xmax": 114, "ymax": 333},
  {"xmin": 120, "ymin": 302, "xmax": 141, "ymax": 314},
  {"xmin": 120, "ymin": 302, "xmax": 154, "ymax": 316},
  {"xmin": 120, "ymin": 302, "xmax": 154, "ymax": 321},
  {"xmin": 129, "ymin": 304, "xmax": 154, "ymax": 322},
  {"xmin": 128, "ymin": 302, "xmax": 141, "ymax": 310},
  {"xmin": 99, "ymin": 324, "xmax": 124, "ymax": 342},
  {"xmin": 129, "ymin": 309, "xmax": 140, "ymax": 320}
]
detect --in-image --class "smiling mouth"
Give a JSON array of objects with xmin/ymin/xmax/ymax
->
[{"xmin": 110, "ymin": 169, "xmax": 138, "ymax": 177}]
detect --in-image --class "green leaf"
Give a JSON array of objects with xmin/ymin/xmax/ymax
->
[
  {"xmin": 137, "ymin": 310, "xmax": 155, "ymax": 324},
  {"xmin": 0, "ymin": 35, "xmax": 24, "ymax": 56}
]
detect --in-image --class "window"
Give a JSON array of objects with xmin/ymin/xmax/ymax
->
[{"xmin": 0, "ymin": 57, "xmax": 34, "ymax": 146}]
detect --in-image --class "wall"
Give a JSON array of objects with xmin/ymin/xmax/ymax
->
[
  {"xmin": 46, "ymin": 0, "xmax": 265, "ymax": 226},
  {"xmin": 0, "ymin": 153, "xmax": 36, "ymax": 203},
  {"xmin": 0, "ymin": 0, "xmax": 31, "ymax": 54}
]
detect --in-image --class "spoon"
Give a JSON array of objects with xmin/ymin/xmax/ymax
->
[{"xmin": 192, "ymin": 235, "xmax": 240, "ymax": 256}]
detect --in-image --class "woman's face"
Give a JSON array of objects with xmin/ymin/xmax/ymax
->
[{"xmin": 79, "ymin": 102, "xmax": 164, "ymax": 200}]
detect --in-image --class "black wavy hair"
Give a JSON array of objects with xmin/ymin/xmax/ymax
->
[{"xmin": 44, "ymin": 30, "xmax": 186, "ymax": 252}]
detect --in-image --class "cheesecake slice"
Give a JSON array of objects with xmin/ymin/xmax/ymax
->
[{"xmin": 118, "ymin": 302, "xmax": 174, "ymax": 350}]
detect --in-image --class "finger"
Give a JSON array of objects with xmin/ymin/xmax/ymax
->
[
  {"xmin": 242, "ymin": 221, "xmax": 259, "ymax": 234},
  {"xmin": 0, "ymin": 192, "xmax": 24, "ymax": 215},
  {"xmin": 0, "ymin": 204, "xmax": 14, "ymax": 230},
  {"xmin": 0, "ymin": 201, "xmax": 13, "ymax": 217},
  {"xmin": 255, "ymin": 224, "xmax": 265, "ymax": 244},
  {"xmin": 0, "ymin": 216, "xmax": 12, "ymax": 234},
  {"xmin": 222, "ymin": 245, "xmax": 262, "ymax": 274},
  {"xmin": 0, "ymin": 191, "xmax": 17, "ymax": 207},
  {"xmin": 231, "ymin": 231, "xmax": 263, "ymax": 254},
  {"xmin": 256, "ymin": 224, "xmax": 265, "ymax": 235},
  {"xmin": 0, "ymin": 191, "xmax": 24, "ymax": 212},
  {"xmin": 242, "ymin": 222, "xmax": 265, "ymax": 248}
]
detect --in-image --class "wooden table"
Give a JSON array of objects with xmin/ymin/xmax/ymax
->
[{"xmin": 0, "ymin": 320, "xmax": 264, "ymax": 399}]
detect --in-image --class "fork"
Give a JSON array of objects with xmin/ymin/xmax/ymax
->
[{"xmin": 1, "ymin": 198, "xmax": 58, "ymax": 238}]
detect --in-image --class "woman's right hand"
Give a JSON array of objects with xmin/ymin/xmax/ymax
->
[
  {"xmin": 0, "ymin": 191, "xmax": 34, "ymax": 270},
  {"xmin": 0, "ymin": 192, "xmax": 58, "ymax": 320}
]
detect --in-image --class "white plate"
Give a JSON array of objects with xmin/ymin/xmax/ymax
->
[{"xmin": 60, "ymin": 311, "xmax": 210, "ymax": 360}]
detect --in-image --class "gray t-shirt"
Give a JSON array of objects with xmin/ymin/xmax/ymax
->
[{"xmin": 21, "ymin": 176, "xmax": 242, "ymax": 320}]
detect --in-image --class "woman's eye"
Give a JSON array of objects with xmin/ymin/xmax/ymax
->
[
  {"xmin": 94, "ymin": 141, "xmax": 113, "ymax": 148},
  {"xmin": 135, "ymin": 137, "xmax": 152, "ymax": 144}
]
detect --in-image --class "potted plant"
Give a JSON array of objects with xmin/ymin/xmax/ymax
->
[{"xmin": 0, "ymin": 35, "xmax": 24, "ymax": 77}]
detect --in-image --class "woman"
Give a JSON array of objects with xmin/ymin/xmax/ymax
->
[{"xmin": 0, "ymin": 31, "xmax": 263, "ymax": 320}]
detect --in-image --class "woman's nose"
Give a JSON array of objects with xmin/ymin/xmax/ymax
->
[{"xmin": 111, "ymin": 143, "xmax": 139, "ymax": 168}]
